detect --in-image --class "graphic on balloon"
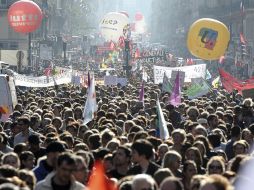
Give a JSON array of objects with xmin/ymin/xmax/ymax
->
[
  {"xmin": 8, "ymin": 0, "xmax": 43, "ymax": 33},
  {"xmin": 100, "ymin": 12, "xmax": 129, "ymax": 42},
  {"xmin": 187, "ymin": 18, "xmax": 230, "ymax": 60}
]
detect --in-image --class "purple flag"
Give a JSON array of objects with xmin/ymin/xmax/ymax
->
[
  {"xmin": 170, "ymin": 71, "xmax": 181, "ymax": 106},
  {"xmin": 139, "ymin": 81, "xmax": 144, "ymax": 105}
]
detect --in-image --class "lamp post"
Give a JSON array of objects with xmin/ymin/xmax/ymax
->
[{"xmin": 124, "ymin": 39, "xmax": 131, "ymax": 78}]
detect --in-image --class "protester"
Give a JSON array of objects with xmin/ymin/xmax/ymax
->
[{"xmin": 0, "ymin": 53, "xmax": 254, "ymax": 190}]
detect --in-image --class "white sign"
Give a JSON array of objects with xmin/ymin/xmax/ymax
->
[
  {"xmin": 104, "ymin": 76, "xmax": 118, "ymax": 86},
  {"xmin": 14, "ymin": 71, "xmax": 72, "ymax": 87},
  {"xmin": 153, "ymin": 64, "xmax": 206, "ymax": 84}
]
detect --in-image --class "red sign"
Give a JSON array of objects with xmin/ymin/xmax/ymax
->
[{"xmin": 8, "ymin": 0, "xmax": 43, "ymax": 33}]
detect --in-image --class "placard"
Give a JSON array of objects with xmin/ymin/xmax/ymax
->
[{"xmin": 154, "ymin": 64, "xmax": 206, "ymax": 84}]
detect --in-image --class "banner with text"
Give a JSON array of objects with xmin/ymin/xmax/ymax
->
[
  {"xmin": 14, "ymin": 71, "xmax": 72, "ymax": 87},
  {"xmin": 136, "ymin": 49, "xmax": 168, "ymax": 64},
  {"xmin": 153, "ymin": 64, "xmax": 206, "ymax": 84}
]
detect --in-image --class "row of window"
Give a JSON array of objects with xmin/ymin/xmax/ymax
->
[{"xmin": 0, "ymin": 42, "xmax": 18, "ymax": 50}]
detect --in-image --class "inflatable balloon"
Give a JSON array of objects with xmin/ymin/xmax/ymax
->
[
  {"xmin": 100, "ymin": 12, "xmax": 129, "ymax": 42},
  {"xmin": 135, "ymin": 12, "xmax": 143, "ymax": 21},
  {"xmin": 8, "ymin": 0, "xmax": 43, "ymax": 33},
  {"xmin": 187, "ymin": 18, "xmax": 230, "ymax": 60}
]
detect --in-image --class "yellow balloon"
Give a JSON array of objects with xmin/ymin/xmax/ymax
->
[{"xmin": 187, "ymin": 18, "xmax": 230, "ymax": 60}]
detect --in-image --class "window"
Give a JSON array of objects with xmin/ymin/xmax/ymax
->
[
  {"xmin": 9, "ymin": 42, "xmax": 18, "ymax": 50},
  {"xmin": 0, "ymin": 0, "xmax": 7, "ymax": 5}
]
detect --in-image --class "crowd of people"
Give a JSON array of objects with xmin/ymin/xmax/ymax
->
[{"xmin": 0, "ymin": 55, "xmax": 254, "ymax": 190}]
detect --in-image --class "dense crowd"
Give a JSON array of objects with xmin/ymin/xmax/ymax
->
[{"xmin": 0, "ymin": 75, "xmax": 253, "ymax": 190}]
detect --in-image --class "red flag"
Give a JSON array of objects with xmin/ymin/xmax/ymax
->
[
  {"xmin": 187, "ymin": 58, "xmax": 194, "ymax": 65},
  {"xmin": 118, "ymin": 36, "xmax": 125, "ymax": 48},
  {"xmin": 219, "ymin": 68, "xmax": 254, "ymax": 94},
  {"xmin": 110, "ymin": 41, "xmax": 115, "ymax": 50},
  {"xmin": 87, "ymin": 161, "xmax": 116, "ymax": 190},
  {"xmin": 135, "ymin": 48, "xmax": 140, "ymax": 58},
  {"xmin": 219, "ymin": 56, "xmax": 225, "ymax": 64},
  {"xmin": 240, "ymin": 33, "xmax": 246, "ymax": 44},
  {"xmin": 44, "ymin": 67, "xmax": 51, "ymax": 76}
]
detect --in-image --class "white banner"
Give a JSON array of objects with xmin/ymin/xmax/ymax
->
[
  {"xmin": 153, "ymin": 64, "xmax": 207, "ymax": 84},
  {"xmin": 14, "ymin": 71, "xmax": 72, "ymax": 87}
]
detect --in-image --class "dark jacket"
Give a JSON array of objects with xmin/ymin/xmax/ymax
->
[
  {"xmin": 127, "ymin": 161, "xmax": 160, "ymax": 176},
  {"xmin": 33, "ymin": 159, "xmax": 54, "ymax": 182}
]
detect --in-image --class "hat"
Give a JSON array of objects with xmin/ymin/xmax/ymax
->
[
  {"xmin": 28, "ymin": 134, "xmax": 42, "ymax": 145},
  {"xmin": 197, "ymin": 118, "xmax": 208, "ymax": 125},
  {"xmin": 46, "ymin": 141, "xmax": 66, "ymax": 153}
]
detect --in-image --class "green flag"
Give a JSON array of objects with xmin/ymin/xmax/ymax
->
[
  {"xmin": 185, "ymin": 78, "xmax": 211, "ymax": 99},
  {"xmin": 162, "ymin": 72, "xmax": 173, "ymax": 93}
]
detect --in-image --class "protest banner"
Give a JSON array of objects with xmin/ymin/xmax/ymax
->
[
  {"xmin": 136, "ymin": 49, "xmax": 168, "ymax": 64},
  {"xmin": 14, "ymin": 71, "xmax": 72, "ymax": 87},
  {"xmin": 153, "ymin": 64, "xmax": 206, "ymax": 84}
]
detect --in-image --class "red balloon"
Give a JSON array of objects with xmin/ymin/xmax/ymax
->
[
  {"xmin": 135, "ymin": 12, "xmax": 143, "ymax": 21},
  {"xmin": 8, "ymin": 0, "xmax": 43, "ymax": 33}
]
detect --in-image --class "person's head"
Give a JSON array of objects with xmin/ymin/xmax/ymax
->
[
  {"xmin": 207, "ymin": 156, "xmax": 226, "ymax": 175},
  {"xmin": 55, "ymin": 152, "xmax": 77, "ymax": 184},
  {"xmin": 14, "ymin": 143, "xmax": 28, "ymax": 156},
  {"xmin": 230, "ymin": 126, "xmax": 241, "ymax": 140},
  {"xmin": 88, "ymin": 134, "xmax": 101, "ymax": 150},
  {"xmin": 207, "ymin": 114, "xmax": 219, "ymax": 129},
  {"xmin": 172, "ymin": 129, "xmax": 186, "ymax": 145},
  {"xmin": 78, "ymin": 125, "xmax": 89, "ymax": 139},
  {"xmin": 241, "ymin": 128, "xmax": 253, "ymax": 145},
  {"xmin": 2, "ymin": 153, "xmax": 20, "ymax": 169},
  {"xmin": 106, "ymin": 139, "xmax": 121, "ymax": 152},
  {"xmin": 162, "ymin": 150, "xmax": 182, "ymax": 172},
  {"xmin": 190, "ymin": 175, "xmax": 207, "ymax": 190},
  {"xmin": 63, "ymin": 108, "xmax": 74, "ymax": 120},
  {"xmin": 52, "ymin": 117, "xmax": 62, "ymax": 130},
  {"xmin": 187, "ymin": 107, "xmax": 199, "ymax": 121},
  {"xmin": 183, "ymin": 160, "xmax": 197, "ymax": 180},
  {"xmin": 185, "ymin": 147, "xmax": 203, "ymax": 166},
  {"xmin": 153, "ymin": 168, "xmax": 173, "ymax": 187},
  {"xmin": 17, "ymin": 116, "xmax": 30, "ymax": 132},
  {"xmin": 46, "ymin": 141, "xmax": 66, "ymax": 167},
  {"xmin": 132, "ymin": 174, "xmax": 158, "ymax": 190},
  {"xmin": 73, "ymin": 155, "xmax": 88, "ymax": 184},
  {"xmin": 28, "ymin": 134, "xmax": 41, "ymax": 151},
  {"xmin": 131, "ymin": 139, "xmax": 154, "ymax": 164},
  {"xmin": 233, "ymin": 140, "xmax": 248, "ymax": 156},
  {"xmin": 157, "ymin": 144, "xmax": 169, "ymax": 161},
  {"xmin": 114, "ymin": 145, "xmax": 131, "ymax": 167},
  {"xmin": 199, "ymin": 174, "xmax": 233, "ymax": 190},
  {"xmin": 160, "ymin": 176, "xmax": 184, "ymax": 190},
  {"xmin": 101, "ymin": 129, "xmax": 115, "ymax": 147},
  {"xmin": 19, "ymin": 151, "xmax": 35, "ymax": 170},
  {"xmin": 19, "ymin": 169, "xmax": 36, "ymax": 190},
  {"xmin": 66, "ymin": 122, "xmax": 79, "ymax": 137}
]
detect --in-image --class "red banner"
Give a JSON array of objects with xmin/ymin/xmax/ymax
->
[{"xmin": 219, "ymin": 68, "xmax": 254, "ymax": 94}]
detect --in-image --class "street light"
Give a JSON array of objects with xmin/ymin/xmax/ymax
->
[{"xmin": 124, "ymin": 39, "xmax": 131, "ymax": 78}]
